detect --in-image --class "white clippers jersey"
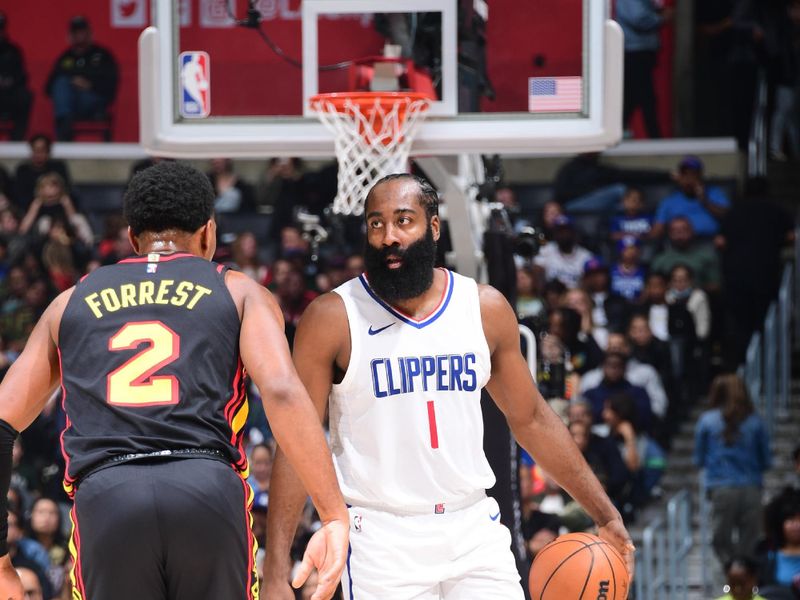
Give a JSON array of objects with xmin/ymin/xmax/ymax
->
[{"xmin": 330, "ymin": 269, "xmax": 496, "ymax": 513}]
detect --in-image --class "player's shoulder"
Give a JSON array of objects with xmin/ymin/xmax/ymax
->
[
  {"xmin": 299, "ymin": 291, "xmax": 347, "ymax": 325},
  {"xmin": 477, "ymin": 284, "xmax": 514, "ymax": 317},
  {"xmin": 50, "ymin": 286, "xmax": 78, "ymax": 343}
]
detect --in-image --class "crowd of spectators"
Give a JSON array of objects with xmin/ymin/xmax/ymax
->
[
  {"xmin": 0, "ymin": 141, "xmax": 796, "ymax": 596},
  {"xmin": 0, "ymin": 12, "xmax": 118, "ymax": 142}
]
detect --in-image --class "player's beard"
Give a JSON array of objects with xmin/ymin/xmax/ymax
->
[{"xmin": 364, "ymin": 225, "xmax": 437, "ymax": 303}]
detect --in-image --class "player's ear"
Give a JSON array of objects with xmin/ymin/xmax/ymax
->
[
  {"xmin": 127, "ymin": 227, "xmax": 141, "ymax": 255},
  {"xmin": 200, "ymin": 218, "xmax": 216, "ymax": 260},
  {"xmin": 430, "ymin": 214, "xmax": 441, "ymax": 242}
]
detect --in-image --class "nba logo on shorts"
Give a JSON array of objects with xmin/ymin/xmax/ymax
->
[
  {"xmin": 353, "ymin": 514, "xmax": 363, "ymax": 532},
  {"xmin": 179, "ymin": 51, "xmax": 210, "ymax": 118}
]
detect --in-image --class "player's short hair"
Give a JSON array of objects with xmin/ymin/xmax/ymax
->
[
  {"xmin": 365, "ymin": 173, "xmax": 439, "ymax": 220},
  {"xmin": 124, "ymin": 162, "xmax": 214, "ymax": 236}
]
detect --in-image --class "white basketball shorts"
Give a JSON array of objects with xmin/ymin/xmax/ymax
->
[{"xmin": 341, "ymin": 495, "xmax": 525, "ymax": 599}]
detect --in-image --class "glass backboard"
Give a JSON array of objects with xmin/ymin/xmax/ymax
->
[{"xmin": 139, "ymin": 0, "xmax": 622, "ymax": 157}]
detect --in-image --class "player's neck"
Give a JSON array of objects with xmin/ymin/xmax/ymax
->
[
  {"xmin": 135, "ymin": 231, "xmax": 196, "ymax": 257},
  {"xmin": 387, "ymin": 268, "xmax": 445, "ymax": 319}
]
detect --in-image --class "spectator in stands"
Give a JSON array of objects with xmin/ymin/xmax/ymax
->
[
  {"xmin": 581, "ymin": 257, "xmax": 630, "ymax": 334},
  {"xmin": 602, "ymin": 392, "xmax": 665, "ymax": 503},
  {"xmin": 45, "ymin": 16, "xmax": 119, "ymax": 141},
  {"xmin": 516, "ymin": 265, "xmax": 545, "ymax": 319},
  {"xmin": 494, "ymin": 185, "xmax": 531, "ymax": 233},
  {"xmin": 694, "ymin": 374, "xmax": 771, "ymax": 568},
  {"xmin": 275, "ymin": 266, "xmax": 318, "ymax": 346},
  {"xmin": 652, "ymin": 216, "xmax": 721, "ymax": 292},
  {"xmin": 610, "ymin": 187, "xmax": 653, "ymax": 242},
  {"xmin": 523, "ymin": 512, "xmax": 561, "ymax": 560},
  {"xmin": 207, "ymin": 158, "xmax": 256, "ymax": 213},
  {"xmin": 7, "ymin": 510, "xmax": 52, "ymax": 598},
  {"xmin": 13, "ymin": 134, "xmax": 72, "ymax": 210},
  {"xmin": 568, "ymin": 402, "xmax": 632, "ymax": 512},
  {"xmin": 540, "ymin": 201, "xmax": 565, "ymax": 241},
  {"xmin": 16, "ymin": 566, "xmax": 45, "ymax": 600},
  {"xmin": 0, "ymin": 11, "xmax": 33, "ymax": 141},
  {"xmin": 718, "ymin": 185, "xmax": 794, "ymax": 367},
  {"xmin": 533, "ymin": 215, "xmax": 593, "ymax": 288},
  {"xmin": 666, "ymin": 263, "xmax": 710, "ymax": 343},
  {"xmin": 641, "ymin": 271, "xmax": 670, "ymax": 341},
  {"xmin": 564, "ymin": 287, "xmax": 608, "ymax": 350},
  {"xmin": 552, "ymin": 153, "xmax": 627, "ymax": 213},
  {"xmin": 765, "ymin": 0, "xmax": 800, "ymax": 161},
  {"xmin": 19, "ymin": 173, "xmax": 91, "ymax": 245},
  {"xmin": 651, "ymin": 156, "xmax": 730, "ymax": 240},
  {"xmin": 627, "ymin": 313, "xmax": 672, "ymax": 395},
  {"xmin": 247, "ymin": 442, "xmax": 273, "ymax": 498},
  {"xmin": 542, "ymin": 279, "xmax": 567, "ymax": 312},
  {"xmin": 666, "ymin": 263, "xmax": 710, "ymax": 398},
  {"xmin": 714, "ymin": 556, "xmax": 770, "ymax": 600},
  {"xmin": 760, "ymin": 495, "xmax": 800, "ymax": 598},
  {"xmin": 553, "ymin": 153, "xmax": 668, "ymax": 213},
  {"xmin": 547, "ymin": 306, "xmax": 604, "ymax": 376},
  {"xmin": 96, "ymin": 216, "xmax": 132, "ymax": 265},
  {"xmin": 611, "ymin": 236, "xmax": 647, "ymax": 301},
  {"xmin": 230, "ymin": 231, "xmax": 268, "ymax": 284},
  {"xmin": 615, "ymin": 0, "xmax": 673, "ymax": 139},
  {"xmin": 581, "ymin": 352, "xmax": 654, "ymax": 434},
  {"xmin": 0, "ymin": 265, "xmax": 35, "ymax": 355},
  {"xmin": 27, "ymin": 497, "xmax": 68, "ymax": 594},
  {"xmin": 580, "ymin": 332, "xmax": 668, "ymax": 422}
]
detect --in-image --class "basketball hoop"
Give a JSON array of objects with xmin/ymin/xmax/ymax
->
[{"xmin": 309, "ymin": 92, "xmax": 431, "ymax": 216}]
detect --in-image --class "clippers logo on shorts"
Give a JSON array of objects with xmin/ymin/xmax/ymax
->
[
  {"xmin": 434, "ymin": 503, "xmax": 445, "ymax": 514},
  {"xmin": 179, "ymin": 51, "xmax": 210, "ymax": 118}
]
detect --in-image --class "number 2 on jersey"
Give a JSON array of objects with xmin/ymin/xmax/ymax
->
[{"xmin": 107, "ymin": 321, "xmax": 180, "ymax": 406}]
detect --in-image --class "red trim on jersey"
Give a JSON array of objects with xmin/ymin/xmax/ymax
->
[
  {"xmin": 70, "ymin": 505, "xmax": 88, "ymax": 598},
  {"xmin": 363, "ymin": 267, "xmax": 450, "ymax": 323},
  {"xmin": 240, "ymin": 477, "xmax": 257, "ymax": 600},
  {"xmin": 216, "ymin": 263, "xmax": 225, "ymax": 273},
  {"xmin": 79, "ymin": 273, "xmax": 89, "ymax": 283},
  {"xmin": 56, "ymin": 347, "xmax": 77, "ymax": 496},
  {"xmin": 118, "ymin": 252, "xmax": 196, "ymax": 264},
  {"xmin": 224, "ymin": 359, "xmax": 249, "ymax": 471}
]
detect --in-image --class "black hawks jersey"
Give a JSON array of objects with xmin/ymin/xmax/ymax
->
[{"xmin": 58, "ymin": 252, "xmax": 248, "ymax": 496}]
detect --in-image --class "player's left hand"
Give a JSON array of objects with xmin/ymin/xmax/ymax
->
[
  {"xmin": 291, "ymin": 517, "xmax": 349, "ymax": 600},
  {"xmin": 597, "ymin": 518, "xmax": 636, "ymax": 581}
]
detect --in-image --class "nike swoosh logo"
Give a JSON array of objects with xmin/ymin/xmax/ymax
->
[
  {"xmin": 368, "ymin": 323, "xmax": 395, "ymax": 336},
  {"xmin": 490, "ymin": 511, "xmax": 501, "ymax": 521}
]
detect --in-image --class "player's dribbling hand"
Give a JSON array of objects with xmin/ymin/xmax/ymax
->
[
  {"xmin": 291, "ymin": 518, "xmax": 349, "ymax": 600},
  {"xmin": 597, "ymin": 518, "xmax": 636, "ymax": 581},
  {"xmin": 0, "ymin": 555, "xmax": 24, "ymax": 600}
]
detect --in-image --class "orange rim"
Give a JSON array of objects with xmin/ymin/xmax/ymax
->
[{"xmin": 309, "ymin": 91, "xmax": 432, "ymax": 113}]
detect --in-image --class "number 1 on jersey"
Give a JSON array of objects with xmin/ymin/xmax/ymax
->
[{"xmin": 427, "ymin": 400, "xmax": 439, "ymax": 449}]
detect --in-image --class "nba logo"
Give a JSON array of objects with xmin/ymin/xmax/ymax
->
[
  {"xmin": 179, "ymin": 51, "xmax": 210, "ymax": 118},
  {"xmin": 434, "ymin": 503, "xmax": 445, "ymax": 515}
]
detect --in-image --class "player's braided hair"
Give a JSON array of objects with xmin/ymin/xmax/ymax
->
[
  {"xmin": 365, "ymin": 173, "xmax": 439, "ymax": 220},
  {"xmin": 124, "ymin": 161, "xmax": 214, "ymax": 236}
]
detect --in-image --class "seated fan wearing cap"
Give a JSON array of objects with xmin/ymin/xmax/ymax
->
[{"xmin": 650, "ymin": 155, "xmax": 730, "ymax": 240}]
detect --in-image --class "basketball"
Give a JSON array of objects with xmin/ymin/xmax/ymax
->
[{"xmin": 529, "ymin": 533, "xmax": 629, "ymax": 600}]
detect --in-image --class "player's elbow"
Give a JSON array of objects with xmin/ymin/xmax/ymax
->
[{"xmin": 258, "ymin": 375, "xmax": 305, "ymax": 408}]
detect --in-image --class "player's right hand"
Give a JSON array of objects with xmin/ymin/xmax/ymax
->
[
  {"xmin": 291, "ymin": 517, "xmax": 349, "ymax": 600},
  {"xmin": 0, "ymin": 555, "xmax": 24, "ymax": 600}
]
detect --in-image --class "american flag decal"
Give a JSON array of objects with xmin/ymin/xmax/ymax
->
[{"xmin": 528, "ymin": 76, "xmax": 583, "ymax": 113}]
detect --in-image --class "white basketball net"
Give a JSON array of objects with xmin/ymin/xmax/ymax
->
[{"xmin": 311, "ymin": 95, "xmax": 430, "ymax": 216}]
